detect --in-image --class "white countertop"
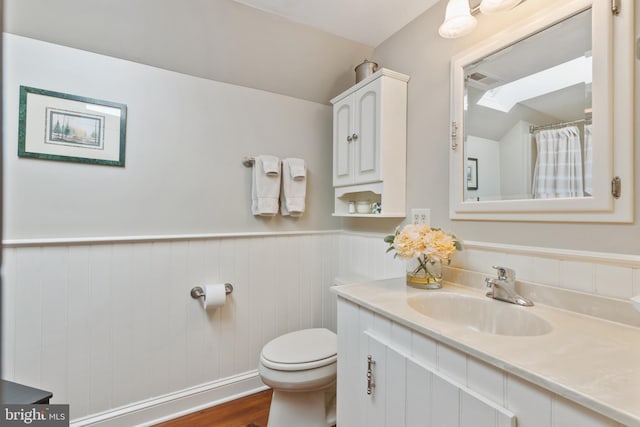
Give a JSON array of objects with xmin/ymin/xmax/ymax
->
[{"xmin": 333, "ymin": 278, "xmax": 640, "ymax": 426}]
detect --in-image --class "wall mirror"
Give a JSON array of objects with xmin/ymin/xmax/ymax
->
[{"xmin": 448, "ymin": 0, "xmax": 633, "ymax": 222}]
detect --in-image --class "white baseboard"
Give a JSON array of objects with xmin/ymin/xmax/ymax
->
[{"xmin": 70, "ymin": 371, "xmax": 268, "ymax": 427}]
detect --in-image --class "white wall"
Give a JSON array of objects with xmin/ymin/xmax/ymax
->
[
  {"xmin": 3, "ymin": 34, "xmax": 339, "ymax": 239},
  {"xmin": 500, "ymin": 120, "xmax": 533, "ymax": 200},
  {"xmin": 465, "ymin": 135, "xmax": 501, "ymax": 201}
]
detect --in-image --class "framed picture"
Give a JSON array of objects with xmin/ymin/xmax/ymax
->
[
  {"xmin": 18, "ymin": 86, "xmax": 127, "ymax": 166},
  {"xmin": 466, "ymin": 157, "xmax": 478, "ymax": 190}
]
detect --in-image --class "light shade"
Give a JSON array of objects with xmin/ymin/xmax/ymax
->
[
  {"xmin": 479, "ymin": 0, "xmax": 523, "ymax": 14},
  {"xmin": 439, "ymin": 0, "xmax": 477, "ymax": 39}
]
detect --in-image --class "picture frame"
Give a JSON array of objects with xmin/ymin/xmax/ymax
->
[
  {"xmin": 18, "ymin": 86, "xmax": 127, "ymax": 167},
  {"xmin": 466, "ymin": 157, "xmax": 478, "ymax": 190}
]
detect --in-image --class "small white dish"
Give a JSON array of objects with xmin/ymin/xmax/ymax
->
[{"xmin": 356, "ymin": 201, "xmax": 371, "ymax": 214}]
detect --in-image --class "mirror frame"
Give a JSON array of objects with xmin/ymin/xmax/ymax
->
[{"xmin": 448, "ymin": 0, "xmax": 634, "ymax": 222}]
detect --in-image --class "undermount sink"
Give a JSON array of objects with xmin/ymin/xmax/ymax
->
[{"xmin": 407, "ymin": 292, "xmax": 552, "ymax": 336}]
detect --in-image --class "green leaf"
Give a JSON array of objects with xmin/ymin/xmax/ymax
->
[{"xmin": 383, "ymin": 235, "xmax": 395, "ymax": 243}]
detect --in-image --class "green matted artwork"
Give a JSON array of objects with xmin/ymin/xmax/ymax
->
[{"xmin": 18, "ymin": 85, "xmax": 127, "ymax": 167}]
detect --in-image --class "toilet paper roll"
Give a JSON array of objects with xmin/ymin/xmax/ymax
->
[{"xmin": 202, "ymin": 283, "xmax": 227, "ymax": 309}]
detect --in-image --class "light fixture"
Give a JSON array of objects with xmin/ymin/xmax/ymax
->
[
  {"xmin": 438, "ymin": 0, "xmax": 477, "ymax": 39},
  {"xmin": 479, "ymin": 0, "xmax": 523, "ymax": 14},
  {"xmin": 439, "ymin": 0, "xmax": 526, "ymax": 39}
]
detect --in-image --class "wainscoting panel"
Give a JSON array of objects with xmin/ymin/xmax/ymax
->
[
  {"xmin": 337, "ymin": 232, "xmax": 405, "ymax": 281},
  {"xmin": 5, "ymin": 230, "xmax": 637, "ymax": 424},
  {"xmin": 2, "ymin": 232, "xmax": 340, "ymax": 421}
]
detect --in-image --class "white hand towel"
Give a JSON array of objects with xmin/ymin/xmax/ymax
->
[
  {"xmin": 252, "ymin": 155, "xmax": 281, "ymax": 216},
  {"xmin": 262, "ymin": 156, "xmax": 280, "ymax": 176},
  {"xmin": 289, "ymin": 162, "xmax": 306, "ymax": 180},
  {"xmin": 281, "ymin": 158, "xmax": 306, "ymax": 217}
]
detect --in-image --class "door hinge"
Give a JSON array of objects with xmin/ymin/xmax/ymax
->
[
  {"xmin": 611, "ymin": 0, "xmax": 620, "ymax": 15},
  {"xmin": 611, "ymin": 176, "xmax": 621, "ymax": 199},
  {"xmin": 451, "ymin": 121, "xmax": 458, "ymax": 151}
]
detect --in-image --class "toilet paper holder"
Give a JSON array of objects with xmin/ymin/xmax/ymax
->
[{"xmin": 190, "ymin": 283, "xmax": 234, "ymax": 299}]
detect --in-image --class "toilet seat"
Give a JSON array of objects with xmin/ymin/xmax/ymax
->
[
  {"xmin": 260, "ymin": 328, "xmax": 337, "ymax": 371},
  {"xmin": 259, "ymin": 328, "xmax": 338, "ymax": 427}
]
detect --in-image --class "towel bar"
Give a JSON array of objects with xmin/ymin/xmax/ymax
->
[
  {"xmin": 242, "ymin": 156, "xmax": 255, "ymax": 167},
  {"xmin": 190, "ymin": 283, "xmax": 234, "ymax": 299}
]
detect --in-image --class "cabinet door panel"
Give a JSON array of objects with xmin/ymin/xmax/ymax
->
[
  {"xmin": 366, "ymin": 334, "xmax": 387, "ymax": 427},
  {"xmin": 432, "ymin": 375, "xmax": 460, "ymax": 427},
  {"xmin": 461, "ymin": 392, "xmax": 515, "ymax": 427},
  {"xmin": 385, "ymin": 345, "xmax": 406, "ymax": 426},
  {"xmin": 354, "ymin": 83, "xmax": 381, "ymax": 184},
  {"xmin": 406, "ymin": 358, "xmax": 432, "ymax": 427},
  {"xmin": 362, "ymin": 325, "xmax": 516, "ymax": 427},
  {"xmin": 333, "ymin": 99, "xmax": 353, "ymax": 186}
]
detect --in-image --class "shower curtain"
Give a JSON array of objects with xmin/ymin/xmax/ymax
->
[{"xmin": 531, "ymin": 126, "xmax": 584, "ymax": 199}]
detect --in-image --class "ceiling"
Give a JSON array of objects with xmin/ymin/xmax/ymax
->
[{"xmin": 231, "ymin": 0, "xmax": 441, "ymax": 47}]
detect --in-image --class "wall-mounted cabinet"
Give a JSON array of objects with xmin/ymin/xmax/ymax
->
[{"xmin": 331, "ymin": 69, "xmax": 409, "ymax": 217}]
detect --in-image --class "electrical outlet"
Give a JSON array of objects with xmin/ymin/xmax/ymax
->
[{"xmin": 410, "ymin": 208, "xmax": 431, "ymax": 226}]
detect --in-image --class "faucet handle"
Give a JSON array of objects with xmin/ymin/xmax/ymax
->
[
  {"xmin": 485, "ymin": 277, "xmax": 497, "ymax": 288},
  {"xmin": 492, "ymin": 266, "xmax": 515, "ymax": 281}
]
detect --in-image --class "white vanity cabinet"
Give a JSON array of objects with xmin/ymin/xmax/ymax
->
[
  {"xmin": 336, "ymin": 296, "xmax": 624, "ymax": 427},
  {"xmin": 331, "ymin": 69, "xmax": 408, "ymax": 217},
  {"xmin": 360, "ymin": 331, "xmax": 516, "ymax": 427}
]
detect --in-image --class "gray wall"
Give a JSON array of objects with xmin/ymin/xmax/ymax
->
[
  {"xmin": 4, "ymin": 0, "xmax": 373, "ymax": 105},
  {"xmin": 2, "ymin": 0, "xmax": 378, "ymax": 239},
  {"xmin": 4, "ymin": 0, "xmax": 639, "ymax": 253},
  {"xmin": 366, "ymin": 0, "xmax": 640, "ymax": 254},
  {"xmin": 4, "ymin": 34, "xmax": 340, "ymax": 239}
]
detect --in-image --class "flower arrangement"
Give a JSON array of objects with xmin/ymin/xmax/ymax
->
[{"xmin": 385, "ymin": 224, "xmax": 462, "ymax": 288}]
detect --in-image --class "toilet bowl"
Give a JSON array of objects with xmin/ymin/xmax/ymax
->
[{"xmin": 258, "ymin": 328, "xmax": 337, "ymax": 427}]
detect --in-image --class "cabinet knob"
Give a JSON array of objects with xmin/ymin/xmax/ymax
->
[
  {"xmin": 352, "ymin": 133, "xmax": 358, "ymax": 141},
  {"xmin": 346, "ymin": 135, "xmax": 353, "ymax": 142}
]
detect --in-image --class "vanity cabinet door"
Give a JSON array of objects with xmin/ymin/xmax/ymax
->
[
  {"xmin": 364, "ymin": 333, "xmax": 388, "ymax": 427},
  {"xmin": 364, "ymin": 331, "xmax": 516, "ymax": 427}
]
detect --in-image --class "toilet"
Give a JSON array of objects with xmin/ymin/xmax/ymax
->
[{"xmin": 258, "ymin": 328, "xmax": 337, "ymax": 427}]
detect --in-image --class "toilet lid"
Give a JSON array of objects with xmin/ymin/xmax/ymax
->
[{"xmin": 261, "ymin": 328, "xmax": 337, "ymax": 366}]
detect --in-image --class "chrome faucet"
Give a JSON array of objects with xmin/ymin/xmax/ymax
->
[{"xmin": 485, "ymin": 266, "xmax": 533, "ymax": 306}]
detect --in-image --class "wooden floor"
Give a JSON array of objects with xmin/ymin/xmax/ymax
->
[{"xmin": 155, "ymin": 389, "xmax": 273, "ymax": 427}]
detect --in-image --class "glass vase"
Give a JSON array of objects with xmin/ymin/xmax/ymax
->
[{"xmin": 406, "ymin": 256, "xmax": 442, "ymax": 289}]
